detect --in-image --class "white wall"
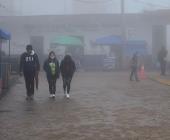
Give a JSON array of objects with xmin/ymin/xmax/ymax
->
[
  {"xmin": 2, "ymin": 24, "xmax": 153, "ymax": 57},
  {"xmin": 1, "ymin": 0, "xmax": 120, "ymax": 16},
  {"xmin": 72, "ymin": 0, "xmax": 120, "ymax": 14},
  {"xmin": 0, "ymin": 0, "xmax": 15, "ymax": 16}
]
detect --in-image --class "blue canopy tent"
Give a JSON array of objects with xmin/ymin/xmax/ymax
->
[
  {"xmin": 0, "ymin": 28, "xmax": 11, "ymax": 57},
  {"xmin": 0, "ymin": 29, "xmax": 11, "ymax": 40},
  {"xmin": 125, "ymin": 40, "xmax": 148, "ymax": 56},
  {"xmin": 95, "ymin": 35, "xmax": 123, "ymax": 46},
  {"xmin": 94, "ymin": 35, "xmax": 148, "ymax": 69},
  {"xmin": 0, "ymin": 28, "xmax": 11, "ymax": 91},
  {"xmin": 94, "ymin": 36, "xmax": 147, "ymax": 56},
  {"xmin": 93, "ymin": 35, "xmax": 123, "ymax": 69}
]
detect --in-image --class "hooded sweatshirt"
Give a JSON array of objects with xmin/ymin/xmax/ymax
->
[{"xmin": 20, "ymin": 50, "xmax": 40, "ymax": 74}]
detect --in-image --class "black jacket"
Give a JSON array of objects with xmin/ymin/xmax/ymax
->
[
  {"xmin": 43, "ymin": 58, "xmax": 60, "ymax": 79},
  {"xmin": 20, "ymin": 52, "xmax": 40, "ymax": 74},
  {"xmin": 130, "ymin": 55, "xmax": 138, "ymax": 69},
  {"xmin": 60, "ymin": 57, "xmax": 76, "ymax": 78}
]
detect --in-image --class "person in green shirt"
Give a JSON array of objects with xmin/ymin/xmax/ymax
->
[{"xmin": 43, "ymin": 51, "xmax": 60, "ymax": 98}]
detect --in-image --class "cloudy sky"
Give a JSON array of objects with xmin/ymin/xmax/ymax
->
[{"xmin": 10, "ymin": 0, "xmax": 170, "ymax": 15}]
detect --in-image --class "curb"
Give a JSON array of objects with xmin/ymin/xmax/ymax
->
[{"xmin": 149, "ymin": 76, "xmax": 170, "ymax": 86}]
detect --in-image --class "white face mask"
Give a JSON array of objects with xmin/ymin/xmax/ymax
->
[{"xmin": 31, "ymin": 50, "xmax": 35, "ymax": 55}]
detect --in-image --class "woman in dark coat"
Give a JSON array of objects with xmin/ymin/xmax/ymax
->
[
  {"xmin": 43, "ymin": 51, "xmax": 60, "ymax": 98},
  {"xmin": 60, "ymin": 55, "xmax": 76, "ymax": 98}
]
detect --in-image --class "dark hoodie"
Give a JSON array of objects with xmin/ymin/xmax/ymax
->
[
  {"xmin": 43, "ymin": 53, "xmax": 60, "ymax": 79},
  {"xmin": 20, "ymin": 50, "xmax": 40, "ymax": 74},
  {"xmin": 60, "ymin": 55, "xmax": 76, "ymax": 78}
]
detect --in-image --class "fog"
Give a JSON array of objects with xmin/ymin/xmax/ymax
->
[
  {"xmin": 1, "ymin": 0, "xmax": 170, "ymax": 16},
  {"xmin": 1, "ymin": 1, "xmax": 170, "ymax": 139},
  {"xmin": 1, "ymin": 0, "xmax": 170, "ymax": 71}
]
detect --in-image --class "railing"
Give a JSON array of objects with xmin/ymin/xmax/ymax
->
[{"xmin": 0, "ymin": 63, "xmax": 11, "ymax": 92}]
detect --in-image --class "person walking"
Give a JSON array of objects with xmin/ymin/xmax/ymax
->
[
  {"xmin": 130, "ymin": 52, "xmax": 139, "ymax": 81},
  {"xmin": 60, "ymin": 54, "xmax": 76, "ymax": 98},
  {"xmin": 43, "ymin": 51, "xmax": 60, "ymax": 98},
  {"xmin": 20, "ymin": 45, "xmax": 40, "ymax": 100},
  {"xmin": 158, "ymin": 46, "xmax": 168, "ymax": 76}
]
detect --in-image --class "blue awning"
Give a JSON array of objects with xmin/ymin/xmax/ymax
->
[
  {"xmin": 94, "ymin": 36, "xmax": 148, "ymax": 55},
  {"xmin": 0, "ymin": 29, "xmax": 11, "ymax": 40},
  {"xmin": 95, "ymin": 35, "xmax": 123, "ymax": 45},
  {"xmin": 126, "ymin": 40, "xmax": 147, "ymax": 46},
  {"xmin": 125, "ymin": 40, "xmax": 148, "ymax": 56}
]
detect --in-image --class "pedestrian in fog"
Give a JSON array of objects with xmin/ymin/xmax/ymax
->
[
  {"xmin": 130, "ymin": 52, "xmax": 139, "ymax": 81},
  {"xmin": 60, "ymin": 54, "xmax": 76, "ymax": 98},
  {"xmin": 43, "ymin": 51, "xmax": 60, "ymax": 98},
  {"xmin": 20, "ymin": 45, "xmax": 40, "ymax": 100},
  {"xmin": 158, "ymin": 46, "xmax": 168, "ymax": 76}
]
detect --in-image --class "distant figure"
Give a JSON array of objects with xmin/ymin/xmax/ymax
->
[
  {"xmin": 20, "ymin": 45, "xmax": 40, "ymax": 100},
  {"xmin": 158, "ymin": 46, "xmax": 168, "ymax": 75},
  {"xmin": 43, "ymin": 51, "xmax": 60, "ymax": 98},
  {"xmin": 130, "ymin": 53, "xmax": 139, "ymax": 81},
  {"xmin": 60, "ymin": 55, "xmax": 76, "ymax": 98}
]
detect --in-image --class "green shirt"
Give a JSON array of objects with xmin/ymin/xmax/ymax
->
[{"xmin": 49, "ymin": 62, "xmax": 56, "ymax": 75}]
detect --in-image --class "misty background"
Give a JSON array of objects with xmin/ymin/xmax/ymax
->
[{"xmin": 1, "ymin": 0, "xmax": 170, "ymax": 71}]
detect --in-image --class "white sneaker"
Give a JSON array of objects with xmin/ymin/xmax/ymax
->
[
  {"xmin": 50, "ymin": 94, "xmax": 53, "ymax": 98},
  {"xmin": 52, "ymin": 94, "xmax": 55, "ymax": 97},
  {"xmin": 66, "ymin": 93, "xmax": 70, "ymax": 98}
]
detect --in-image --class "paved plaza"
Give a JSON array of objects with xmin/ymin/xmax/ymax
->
[{"xmin": 0, "ymin": 72, "xmax": 170, "ymax": 140}]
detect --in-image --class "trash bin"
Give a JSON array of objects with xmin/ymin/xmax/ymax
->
[{"xmin": 1, "ymin": 63, "xmax": 10, "ymax": 89}]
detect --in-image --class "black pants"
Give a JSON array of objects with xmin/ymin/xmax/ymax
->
[
  {"xmin": 130, "ymin": 67, "xmax": 139, "ymax": 81},
  {"xmin": 160, "ymin": 61, "xmax": 166, "ymax": 75},
  {"xmin": 24, "ymin": 72, "xmax": 35, "ymax": 96},
  {"xmin": 47, "ymin": 77, "xmax": 57, "ymax": 94},
  {"xmin": 62, "ymin": 77, "xmax": 72, "ymax": 94}
]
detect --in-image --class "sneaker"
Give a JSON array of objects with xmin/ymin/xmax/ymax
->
[
  {"xmin": 26, "ymin": 96, "xmax": 30, "ymax": 100},
  {"xmin": 52, "ymin": 94, "xmax": 55, "ymax": 97},
  {"xmin": 66, "ymin": 93, "xmax": 70, "ymax": 99},
  {"xmin": 26, "ymin": 96, "xmax": 34, "ymax": 101},
  {"xmin": 30, "ymin": 95, "xmax": 34, "ymax": 100},
  {"xmin": 50, "ymin": 94, "xmax": 54, "ymax": 98}
]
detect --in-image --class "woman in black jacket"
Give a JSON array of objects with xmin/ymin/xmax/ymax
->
[
  {"xmin": 43, "ymin": 51, "xmax": 60, "ymax": 98},
  {"xmin": 60, "ymin": 55, "xmax": 76, "ymax": 98}
]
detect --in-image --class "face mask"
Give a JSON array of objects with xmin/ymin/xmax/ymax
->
[{"xmin": 31, "ymin": 50, "xmax": 35, "ymax": 55}]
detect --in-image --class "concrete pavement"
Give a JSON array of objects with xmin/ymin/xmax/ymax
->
[
  {"xmin": 0, "ymin": 72, "xmax": 170, "ymax": 140},
  {"xmin": 149, "ymin": 73, "xmax": 170, "ymax": 86}
]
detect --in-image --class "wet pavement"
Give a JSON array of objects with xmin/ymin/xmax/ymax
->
[
  {"xmin": 0, "ymin": 72, "xmax": 170, "ymax": 140},
  {"xmin": 150, "ymin": 73, "xmax": 170, "ymax": 86}
]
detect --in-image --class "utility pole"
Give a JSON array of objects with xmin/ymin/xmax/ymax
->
[
  {"xmin": 120, "ymin": 0, "xmax": 125, "ymax": 69},
  {"xmin": 121, "ymin": 0, "xmax": 124, "ymax": 15}
]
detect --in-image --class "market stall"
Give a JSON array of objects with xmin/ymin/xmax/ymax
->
[{"xmin": 0, "ymin": 28, "xmax": 11, "ymax": 94}]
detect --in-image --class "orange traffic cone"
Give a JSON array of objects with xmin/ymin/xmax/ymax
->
[{"xmin": 138, "ymin": 65, "xmax": 146, "ymax": 80}]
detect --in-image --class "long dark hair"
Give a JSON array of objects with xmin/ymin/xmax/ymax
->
[{"xmin": 64, "ymin": 54, "xmax": 72, "ymax": 62}]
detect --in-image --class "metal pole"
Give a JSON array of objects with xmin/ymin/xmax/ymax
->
[
  {"xmin": 0, "ymin": 39, "xmax": 2, "ymax": 79},
  {"xmin": 9, "ymin": 40, "xmax": 11, "ymax": 57},
  {"xmin": 121, "ymin": 0, "xmax": 124, "ymax": 15},
  {"xmin": 120, "ymin": 0, "xmax": 125, "ymax": 69}
]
